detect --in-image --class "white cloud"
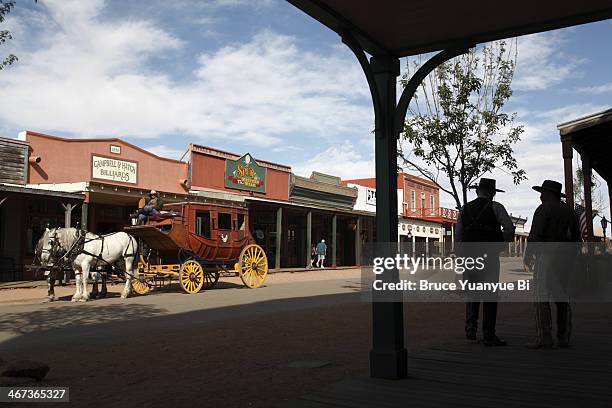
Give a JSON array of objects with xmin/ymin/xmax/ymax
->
[
  {"xmin": 577, "ymin": 82, "xmax": 612, "ymax": 94},
  {"xmin": 293, "ymin": 141, "xmax": 374, "ymax": 179},
  {"xmin": 0, "ymin": 0, "xmax": 372, "ymax": 147},
  {"xmin": 513, "ymin": 32, "xmax": 584, "ymax": 91},
  {"xmin": 145, "ymin": 144, "xmax": 188, "ymax": 160}
]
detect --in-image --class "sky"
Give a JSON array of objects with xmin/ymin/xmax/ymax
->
[{"xmin": 0, "ymin": 0, "xmax": 610, "ymax": 224}]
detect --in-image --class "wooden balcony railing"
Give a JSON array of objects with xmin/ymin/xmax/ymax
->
[{"xmin": 402, "ymin": 206, "xmax": 458, "ymax": 223}]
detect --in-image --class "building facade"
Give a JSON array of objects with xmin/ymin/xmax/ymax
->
[
  {"xmin": 187, "ymin": 143, "xmax": 373, "ymax": 268},
  {"xmin": 345, "ymin": 172, "xmax": 458, "ymax": 256},
  {"xmin": 23, "ymin": 131, "xmax": 190, "ymax": 234},
  {"xmin": 0, "ymin": 137, "xmax": 84, "ymax": 280}
]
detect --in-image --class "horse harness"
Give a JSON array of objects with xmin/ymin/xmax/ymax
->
[{"xmin": 49, "ymin": 230, "xmax": 138, "ymax": 278}]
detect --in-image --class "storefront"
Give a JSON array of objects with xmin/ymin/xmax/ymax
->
[
  {"xmin": 23, "ymin": 131, "xmax": 190, "ymax": 233},
  {"xmin": 0, "ymin": 137, "xmax": 84, "ymax": 280},
  {"xmin": 187, "ymin": 145, "xmax": 371, "ymax": 269}
]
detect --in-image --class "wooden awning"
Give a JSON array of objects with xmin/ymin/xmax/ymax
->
[
  {"xmin": 559, "ymin": 108, "xmax": 612, "ymax": 183},
  {"xmin": 288, "ymin": 0, "xmax": 612, "ymax": 56}
]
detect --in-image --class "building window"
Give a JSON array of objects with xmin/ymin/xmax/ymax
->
[
  {"xmin": 196, "ymin": 211, "xmax": 211, "ymax": 238},
  {"xmin": 421, "ymin": 192, "xmax": 425, "ymax": 210},
  {"xmin": 218, "ymin": 212, "xmax": 232, "ymax": 230},
  {"xmin": 411, "ymin": 190, "xmax": 416, "ymax": 209}
]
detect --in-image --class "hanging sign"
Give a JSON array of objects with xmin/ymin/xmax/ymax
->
[
  {"xmin": 91, "ymin": 155, "xmax": 138, "ymax": 184},
  {"xmin": 225, "ymin": 153, "xmax": 266, "ymax": 193}
]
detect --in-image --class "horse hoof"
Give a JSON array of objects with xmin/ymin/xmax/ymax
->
[
  {"xmin": 71, "ymin": 297, "xmax": 78, "ymax": 302},
  {"xmin": 100, "ymin": 292, "xmax": 108, "ymax": 299},
  {"xmin": 79, "ymin": 298, "xmax": 88, "ymax": 302}
]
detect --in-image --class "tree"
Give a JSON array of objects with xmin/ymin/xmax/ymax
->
[
  {"xmin": 399, "ymin": 40, "xmax": 526, "ymax": 210},
  {"xmin": 0, "ymin": 1, "xmax": 17, "ymax": 70},
  {"xmin": 573, "ymin": 165, "xmax": 604, "ymax": 216}
]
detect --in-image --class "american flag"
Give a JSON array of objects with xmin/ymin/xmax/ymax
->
[{"xmin": 575, "ymin": 204, "xmax": 588, "ymax": 241}]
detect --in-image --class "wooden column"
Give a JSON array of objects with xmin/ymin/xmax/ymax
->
[
  {"xmin": 608, "ymin": 181, "xmax": 612, "ymax": 225},
  {"xmin": 62, "ymin": 203, "xmax": 75, "ymax": 228},
  {"xmin": 582, "ymin": 155, "xmax": 594, "ymax": 241},
  {"xmin": 561, "ymin": 135, "xmax": 575, "ymax": 209},
  {"xmin": 305, "ymin": 210, "xmax": 312, "ymax": 268},
  {"xmin": 81, "ymin": 202, "xmax": 88, "ymax": 231},
  {"xmin": 355, "ymin": 216, "xmax": 361, "ymax": 266},
  {"xmin": 331, "ymin": 214, "xmax": 337, "ymax": 267},
  {"xmin": 275, "ymin": 207, "xmax": 282, "ymax": 270}
]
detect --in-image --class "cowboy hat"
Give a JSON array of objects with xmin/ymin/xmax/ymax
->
[
  {"xmin": 532, "ymin": 180, "xmax": 566, "ymax": 198},
  {"xmin": 148, "ymin": 190, "xmax": 158, "ymax": 196},
  {"xmin": 469, "ymin": 178, "xmax": 504, "ymax": 193}
]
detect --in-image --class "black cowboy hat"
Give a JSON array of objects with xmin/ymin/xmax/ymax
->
[
  {"xmin": 533, "ymin": 180, "xmax": 567, "ymax": 198},
  {"xmin": 469, "ymin": 178, "xmax": 504, "ymax": 193}
]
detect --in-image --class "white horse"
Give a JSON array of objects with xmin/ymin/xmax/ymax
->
[{"xmin": 41, "ymin": 228, "xmax": 138, "ymax": 301}]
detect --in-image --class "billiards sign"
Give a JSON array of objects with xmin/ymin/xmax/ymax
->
[
  {"xmin": 91, "ymin": 154, "xmax": 138, "ymax": 184},
  {"xmin": 225, "ymin": 153, "xmax": 266, "ymax": 193}
]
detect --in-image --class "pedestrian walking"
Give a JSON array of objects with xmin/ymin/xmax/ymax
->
[
  {"xmin": 524, "ymin": 180, "xmax": 580, "ymax": 349},
  {"xmin": 316, "ymin": 239, "xmax": 327, "ymax": 268}
]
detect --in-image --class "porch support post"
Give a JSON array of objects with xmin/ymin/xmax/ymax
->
[
  {"xmin": 81, "ymin": 203, "xmax": 88, "ymax": 231},
  {"xmin": 275, "ymin": 206, "xmax": 282, "ymax": 270},
  {"xmin": 62, "ymin": 203, "xmax": 75, "ymax": 228},
  {"xmin": 306, "ymin": 210, "xmax": 312, "ymax": 268},
  {"xmin": 331, "ymin": 214, "xmax": 337, "ymax": 267},
  {"xmin": 582, "ymin": 155, "xmax": 594, "ymax": 241},
  {"xmin": 355, "ymin": 216, "xmax": 361, "ymax": 266},
  {"xmin": 367, "ymin": 54, "xmax": 406, "ymax": 379},
  {"xmin": 561, "ymin": 135, "xmax": 575, "ymax": 209},
  {"xmin": 342, "ymin": 29, "xmax": 471, "ymax": 380},
  {"xmin": 609, "ymin": 181, "xmax": 612, "ymax": 224}
]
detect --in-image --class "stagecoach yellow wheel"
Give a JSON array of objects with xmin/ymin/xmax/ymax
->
[
  {"xmin": 131, "ymin": 275, "xmax": 152, "ymax": 295},
  {"xmin": 238, "ymin": 244, "xmax": 268, "ymax": 289},
  {"xmin": 179, "ymin": 260, "xmax": 204, "ymax": 294}
]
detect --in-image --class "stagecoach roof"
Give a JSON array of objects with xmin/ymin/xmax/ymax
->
[{"xmin": 287, "ymin": 0, "xmax": 612, "ymax": 57}]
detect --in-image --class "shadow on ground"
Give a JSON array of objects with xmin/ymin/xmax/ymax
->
[{"xmin": 0, "ymin": 303, "xmax": 168, "ymax": 334}]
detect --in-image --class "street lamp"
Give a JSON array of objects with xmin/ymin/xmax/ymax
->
[{"xmin": 601, "ymin": 216, "xmax": 608, "ymax": 254}]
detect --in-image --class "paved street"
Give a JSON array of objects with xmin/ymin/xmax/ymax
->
[{"xmin": 0, "ymin": 261, "xmax": 535, "ymax": 408}]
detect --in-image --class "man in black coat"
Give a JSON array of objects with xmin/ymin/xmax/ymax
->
[
  {"xmin": 456, "ymin": 178, "xmax": 515, "ymax": 346},
  {"xmin": 524, "ymin": 180, "xmax": 579, "ymax": 349}
]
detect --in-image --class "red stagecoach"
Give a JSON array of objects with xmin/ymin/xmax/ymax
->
[{"xmin": 125, "ymin": 201, "xmax": 268, "ymax": 294}]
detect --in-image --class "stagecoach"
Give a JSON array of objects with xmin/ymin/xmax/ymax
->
[{"xmin": 125, "ymin": 201, "xmax": 268, "ymax": 295}]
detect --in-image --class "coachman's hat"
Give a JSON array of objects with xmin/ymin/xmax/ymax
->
[
  {"xmin": 533, "ymin": 180, "xmax": 566, "ymax": 198},
  {"xmin": 469, "ymin": 178, "xmax": 504, "ymax": 193},
  {"xmin": 148, "ymin": 190, "xmax": 158, "ymax": 196}
]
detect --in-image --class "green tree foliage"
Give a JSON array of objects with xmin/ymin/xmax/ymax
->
[
  {"xmin": 399, "ymin": 40, "xmax": 526, "ymax": 209},
  {"xmin": 0, "ymin": 1, "xmax": 17, "ymax": 70}
]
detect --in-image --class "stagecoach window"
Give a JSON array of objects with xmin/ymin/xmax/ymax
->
[
  {"xmin": 218, "ymin": 212, "xmax": 232, "ymax": 230},
  {"xmin": 196, "ymin": 211, "xmax": 211, "ymax": 238},
  {"xmin": 237, "ymin": 214, "xmax": 245, "ymax": 230}
]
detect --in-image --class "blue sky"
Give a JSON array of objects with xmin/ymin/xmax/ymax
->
[{"xmin": 1, "ymin": 0, "xmax": 610, "ymax": 222}]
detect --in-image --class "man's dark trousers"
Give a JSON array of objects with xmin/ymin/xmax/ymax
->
[{"xmin": 465, "ymin": 256, "xmax": 500, "ymax": 339}]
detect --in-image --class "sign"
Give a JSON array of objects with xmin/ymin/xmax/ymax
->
[
  {"xmin": 225, "ymin": 153, "xmax": 266, "ymax": 193},
  {"xmin": 110, "ymin": 145, "xmax": 121, "ymax": 154},
  {"xmin": 92, "ymin": 155, "xmax": 138, "ymax": 184},
  {"xmin": 366, "ymin": 188, "xmax": 376, "ymax": 205}
]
